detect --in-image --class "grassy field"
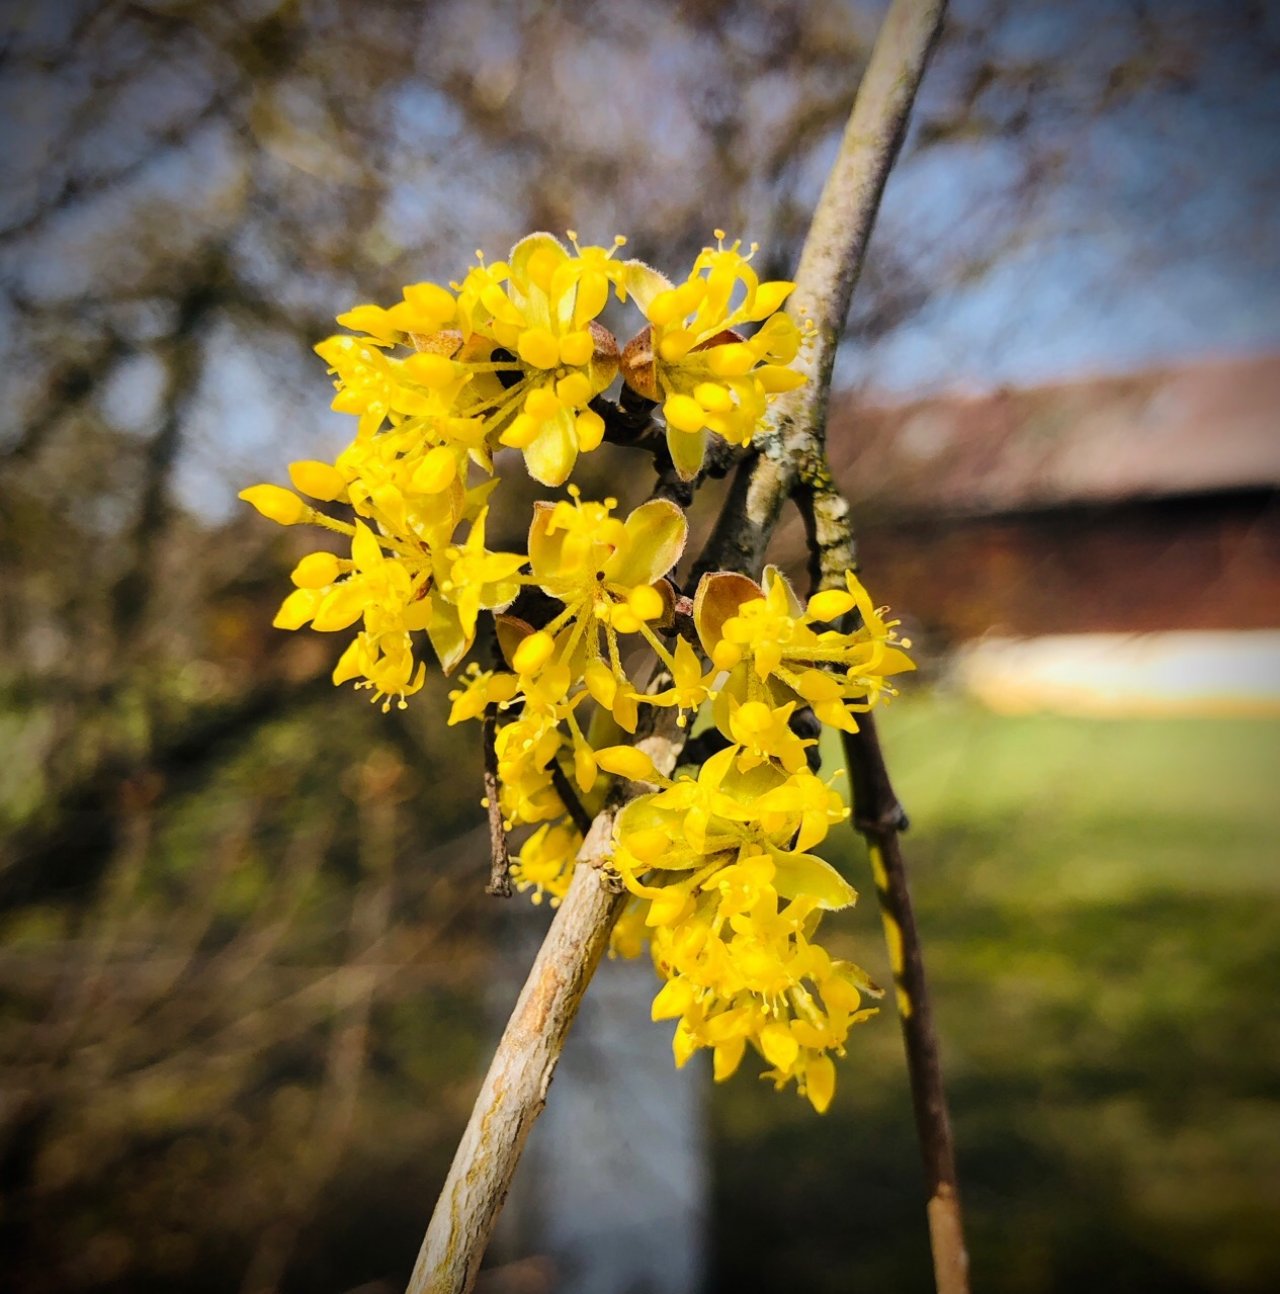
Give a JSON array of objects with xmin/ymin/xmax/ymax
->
[{"xmin": 710, "ymin": 696, "xmax": 1280, "ymax": 1293}]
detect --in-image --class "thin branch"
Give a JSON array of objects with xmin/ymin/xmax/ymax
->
[
  {"xmin": 695, "ymin": 0, "xmax": 949, "ymax": 582},
  {"xmin": 481, "ymin": 705, "xmax": 512, "ymax": 898},
  {"xmin": 842, "ymin": 718, "xmax": 966, "ymax": 1294},
  {"xmin": 408, "ymin": 706, "xmax": 686, "ymax": 1294},
  {"xmin": 548, "ymin": 759, "xmax": 594, "ymax": 837}
]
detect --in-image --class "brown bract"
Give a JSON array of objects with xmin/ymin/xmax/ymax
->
[{"xmin": 618, "ymin": 324, "xmax": 744, "ymax": 403}]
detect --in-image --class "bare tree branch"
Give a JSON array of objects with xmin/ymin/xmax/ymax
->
[
  {"xmin": 407, "ymin": 702, "xmax": 686, "ymax": 1294},
  {"xmin": 406, "ymin": 3, "xmax": 956, "ymax": 1291}
]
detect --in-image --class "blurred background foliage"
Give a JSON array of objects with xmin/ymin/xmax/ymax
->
[{"xmin": 2, "ymin": 0, "xmax": 1278, "ymax": 1291}]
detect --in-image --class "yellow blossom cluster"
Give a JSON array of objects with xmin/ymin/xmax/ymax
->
[
  {"xmin": 611, "ymin": 747, "xmax": 878, "ymax": 1113},
  {"xmin": 239, "ymin": 231, "xmax": 804, "ymax": 708},
  {"xmin": 604, "ymin": 566, "xmax": 913, "ymax": 1109},
  {"xmin": 444, "ymin": 490, "xmax": 713, "ymax": 905},
  {"xmin": 448, "ymin": 554, "xmax": 914, "ymax": 1112},
  {"xmin": 621, "ymin": 234, "xmax": 810, "ymax": 478},
  {"xmin": 240, "ymin": 230, "xmax": 915, "ymax": 1112}
]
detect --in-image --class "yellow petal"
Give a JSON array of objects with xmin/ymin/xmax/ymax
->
[
  {"xmin": 575, "ymin": 407, "xmax": 605, "ymax": 453},
  {"xmin": 755, "ymin": 364, "xmax": 806, "ymax": 393},
  {"xmin": 273, "ymin": 587, "xmax": 322, "ymax": 629},
  {"xmin": 584, "ymin": 659, "xmax": 618, "ymax": 709},
  {"xmin": 524, "ymin": 386, "xmax": 561, "ymax": 420},
  {"xmin": 499, "ymin": 413, "xmax": 540, "ymax": 449},
  {"xmin": 651, "ymin": 977, "xmax": 695, "ymax": 1022},
  {"xmin": 704, "ymin": 343, "xmax": 755, "ymax": 377},
  {"xmin": 574, "ymin": 743, "xmax": 598, "ymax": 794},
  {"xmin": 401, "ymin": 351, "xmax": 456, "ymax": 389},
  {"xmin": 517, "ymin": 327, "xmax": 560, "ymax": 370},
  {"xmin": 758, "ymin": 1021, "xmax": 799, "ymax": 1073},
  {"xmin": 559, "ymin": 330, "xmax": 594, "ymax": 367},
  {"xmin": 512, "ymin": 630, "xmax": 556, "ymax": 675},
  {"xmin": 713, "ymin": 1035, "xmax": 746, "ymax": 1082},
  {"xmin": 806, "ymin": 1054, "xmax": 836, "ymax": 1114},
  {"xmin": 807, "ymin": 588, "xmax": 856, "ymax": 622},
  {"xmin": 693, "ymin": 381, "xmax": 734, "ymax": 412},
  {"xmin": 311, "ymin": 582, "xmax": 366, "ymax": 632},
  {"xmin": 663, "ymin": 393, "xmax": 706, "ymax": 434},
  {"xmin": 627, "ymin": 583, "xmax": 665, "ymax": 622},
  {"xmin": 350, "ymin": 521, "xmax": 384, "ymax": 573},
  {"xmin": 410, "ymin": 445, "xmax": 458, "ymax": 494},
  {"xmin": 666, "ymin": 423, "xmax": 708, "ymax": 481},
  {"xmin": 331, "ymin": 636, "xmax": 368, "ymax": 685},
  {"xmin": 521, "ymin": 411, "xmax": 577, "ymax": 487},
  {"xmin": 604, "ymin": 500, "xmax": 688, "ymax": 588},
  {"xmin": 753, "ymin": 280, "xmax": 795, "ymax": 315}
]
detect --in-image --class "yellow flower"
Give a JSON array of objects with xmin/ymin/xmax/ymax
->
[
  {"xmin": 518, "ymin": 490, "xmax": 688, "ymax": 731},
  {"xmin": 694, "ymin": 565, "xmax": 914, "ymax": 737},
  {"xmin": 446, "ymin": 664, "xmax": 520, "ymax": 726},
  {"xmin": 725, "ymin": 697, "xmax": 813, "ymax": 773},
  {"xmin": 621, "ymin": 233, "xmax": 806, "ymax": 478},
  {"xmin": 450, "ymin": 232, "xmax": 629, "ymax": 484},
  {"xmin": 313, "ymin": 329, "xmax": 479, "ymax": 445},
  {"xmin": 243, "ymin": 436, "xmax": 527, "ymax": 701},
  {"xmin": 434, "ymin": 507, "xmax": 525, "ymax": 642},
  {"xmin": 493, "ymin": 712, "xmax": 565, "ymax": 827},
  {"xmin": 643, "ymin": 636, "xmax": 716, "ymax": 727},
  {"xmin": 512, "ymin": 820, "xmax": 582, "ymax": 906},
  {"xmin": 315, "ymin": 233, "xmax": 628, "ymax": 485}
]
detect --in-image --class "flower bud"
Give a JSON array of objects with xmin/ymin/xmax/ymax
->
[
  {"xmin": 595, "ymin": 745, "xmax": 661, "ymax": 783},
  {"xmin": 288, "ymin": 460, "xmax": 347, "ymax": 501},
  {"xmin": 239, "ymin": 484, "xmax": 308, "ymax": 526},
  {"xmin": 290, "ymin": 552, "xmax": 342, "ymax": 589},
  {"xmin": 663, "ymin": 394, "xmax": 706, "ymax": 435},
  {"xmin": 627, "ymin": 583, "xmax": 665, "ymax": 623},
  {"xmin": 512, "ymin": 630, "xmax": 555, "ymax": 675},
  {"xmin": 410, "ymin": 445, "xmax": 458, "ymax": 494},
  {"xmin": 807, "ymin": 589, "xmax": 856, "ymax": 622}
]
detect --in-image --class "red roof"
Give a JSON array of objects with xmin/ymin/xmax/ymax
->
[{"xmin": 828, "ymin": 352, "xmax": 1280, "ymax": 516}]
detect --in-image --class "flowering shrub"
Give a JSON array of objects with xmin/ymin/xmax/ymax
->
[{"xmin": 242, "ymin": 232, "xmax": 913, "ymax": 1112}]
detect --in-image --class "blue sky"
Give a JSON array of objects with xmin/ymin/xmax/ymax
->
[{"xmin": 840, "ymin": 0, "xmax": 1280, "ymax": 395}]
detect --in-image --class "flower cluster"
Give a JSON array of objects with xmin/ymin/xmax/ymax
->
[
  {"xmin": 620, "ymin": 237, "xmax": 808, "ymax": 478},
  {"xmin": 604, "ymin": 566, "xmax": 913, "ymax": 1109},
  {"xmin": 241, "ymin": 231, "xmax": 915, "ymax": 1112},
  {"xmin": 612, "ymin": 749, "xmax": 878, "ymax": 1113},
  {"xmin": 450, "ymin": 557, "xmax": 914, "ymax": 1110},
  {"xmin": 240, "ymin": 232, "xmax": 804, "ymax": 708},
  {"xmin": 444, "ymin": 490, "xmax": 712, "ymax": 904}
]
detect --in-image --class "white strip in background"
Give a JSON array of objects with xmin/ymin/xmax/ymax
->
[{"xmin": 949, "ymin": 630, "xmax": 1280, "ymax": 717}]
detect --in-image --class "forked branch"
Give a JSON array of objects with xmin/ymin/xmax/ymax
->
[{"xmin": 409, "ymin": 1, "xmax": 957, "ymax": 1290}]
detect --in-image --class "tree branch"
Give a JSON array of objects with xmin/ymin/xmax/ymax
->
[
  {"xmin": 407, "ymin": 707, "xmax": 686, "ymax": 1294},
  {"xmin": 408, "ymin": 2, "xmax": 956, "ymax": 1290},
  {"xmin": 842, "ymin": 718, "xmax": 966, "ymax": 1294},
  {"xmin": 699, "ymin": 1, "xmax": 969, "ymax": 1288},
  {"xmin": 695, "ymin": 0, "xmax": 948, "ymax": 582},
  {"xmin": 481, "ymin": 705, "xmax": 512, "ymax": 899}
]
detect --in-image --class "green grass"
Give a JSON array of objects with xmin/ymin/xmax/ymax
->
[{"xmin": 710, "ymin": 696, "xmax": 1280, "ymax": 1294}]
